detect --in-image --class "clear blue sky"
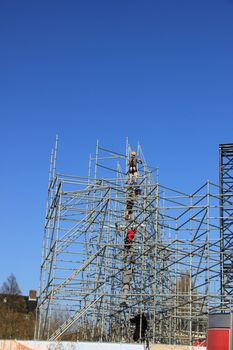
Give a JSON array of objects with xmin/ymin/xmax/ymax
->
[{"xmin": 0, "ymin": 0, "xmax": 232, "ymax": 295}]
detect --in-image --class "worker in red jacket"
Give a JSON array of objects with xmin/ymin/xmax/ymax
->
[{"xmin": 124, "ymin": 226, "xmax": 137, "ymax": 260}]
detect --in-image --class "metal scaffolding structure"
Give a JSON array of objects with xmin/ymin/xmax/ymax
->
[
  {"xmin": 219, "ymin": 143, "xmax": 233, "ymax": 303},
  {"xmin": 35, "ymin": 139, "xmax": 226, "ymax": 345}
]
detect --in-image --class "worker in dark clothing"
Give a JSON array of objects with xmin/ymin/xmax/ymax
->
[
  {"xmin": 128, "ymin": 151, "xmax": 142, "ymax": 185},
  {"xmin": 120, "ymin": 268, "xmax": 133, "ymax": 307},
  {"xmin": 124, "ymin": 227, "xmax": 137, "ymax": 259},
  {"xmin": 125, "ymin": 193, "xmax": 134, "ymax": 221},
  {"xmin": 130, "ymin": 313, "xmax": 148, "ymax": 342}
]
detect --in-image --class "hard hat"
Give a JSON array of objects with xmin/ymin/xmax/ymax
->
[{"xmin": 131, "ymin": 151, "xmax": 136, "ymax": 156}]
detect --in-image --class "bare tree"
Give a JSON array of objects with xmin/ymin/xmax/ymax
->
[{"xmin": 1, "ymin": 274, "xmax": 21, "ymax": 295}]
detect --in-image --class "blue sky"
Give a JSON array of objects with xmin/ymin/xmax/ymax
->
[{"xmin": 0, "ymin": 0, "xmax": 232, "ymax": 295}]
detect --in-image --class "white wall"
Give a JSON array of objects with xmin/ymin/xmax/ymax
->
[{"xmin": 0, "ymin": 340, "xmax": 144, "ymax": 350}]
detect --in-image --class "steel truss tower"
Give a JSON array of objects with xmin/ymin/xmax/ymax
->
[
  {"xmin": 220, "ymin": 144, "xmax": 233, "ymax": 302},
  {"xmin": 35, "ymin": 139, "xmax": 224, "ymax": 345}
]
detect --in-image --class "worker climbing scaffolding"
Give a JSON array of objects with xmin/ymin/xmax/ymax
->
[
  {"xmin": 124, "ymin": 226, "xmax": 137, "ymax": 261},
  {"xmin": 125, "ymin": 191, "xmax": 134, "ymax": 221},
  {"xmin": 130, "ymin": 313, "xmax": 148, "ymax": 343},
  {"xmin": 128, "ymin": 151, "xmax": 142, "ymax": 185},
  {"xmin": 120, "ymin": 268, "xmax": 133, "ymax": 307}
]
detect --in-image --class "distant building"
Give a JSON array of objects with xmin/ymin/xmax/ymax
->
[
  {"xmin": 0, "ymin": 290, "xmax": 37, "ymax": 338},
  {"xmin": 0, "ymin": 289, "xmax": 37, "ymax": 315}
]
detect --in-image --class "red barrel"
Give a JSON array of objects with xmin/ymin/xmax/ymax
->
[{"xmin": 208, "ymin": 313, "xmax": 232, "ymax": 350}]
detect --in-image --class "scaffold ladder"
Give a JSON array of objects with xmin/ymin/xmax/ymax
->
[{"xmin": 48, "ymin": 295, "xmax": 103, "ymax": 341}]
